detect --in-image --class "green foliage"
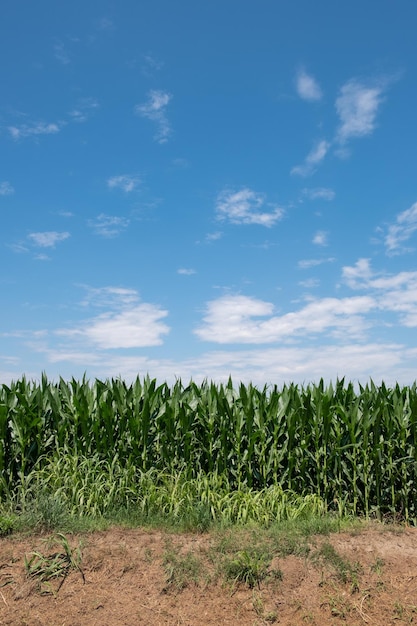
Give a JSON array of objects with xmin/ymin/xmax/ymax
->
[
  {"xmin": 2, "ymin": 375, "xmax": 417, "ymax": 521},
  {"xmin": 163, "ymin": 546, "xmax": 203, "ymax": 589},
  {"xmin": 223, "ymin": 548, "xmax": 272, "ymax": 588},
  {"xmin": 0, "ymin": 513, "xmax": 16, "ymax": 535},
  {"xmin": 315, "ymin": 541, "xmax": 362, "ymax": 588},
  {"xmin": 24, "ymin": 532, "xmax": 84, "ymax": 594}
]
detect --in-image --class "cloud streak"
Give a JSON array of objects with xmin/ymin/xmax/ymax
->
[
  {"xmin": 216, "ymin": 188, "xmax": 284, "ymax": 227},
  {"xmin": 291, "ymin": 140, "xmax": 330, "ymax": 176},
  {"xmin": 8, "ymin": 121, "xmax": 63, "ymax": 140},
  {"xmin": 88, "ymin": 214, "xmax": 130, "ymax": 238},
  {"xmin": 135, "ymin": 90, "xmax": 172, "ymax": 143},
  {"xmin": 28, "ymin": 231, "xmax": 70, "ymax": 247},
  {"xmin": 384, "ymin": 202, "xmax": 417, "ymax": 255},
  {"xmin": 107, "ymin": 174, "xmax": 141, "ymax": 192}
]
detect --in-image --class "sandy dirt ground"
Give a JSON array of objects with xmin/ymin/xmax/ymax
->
[{"xmin": 1, "ymin": 524, "xmax": 417, "ymax": 625}]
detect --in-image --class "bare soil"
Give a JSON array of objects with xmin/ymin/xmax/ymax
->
[{"xmin": 1, "ymin": 523, "xmax": 417, "ymax": 625}]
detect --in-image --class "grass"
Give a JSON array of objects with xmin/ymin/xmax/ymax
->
[
  {"xmin": 163, "ymin": 546, "xmax": 204, "ymax": 589},
  {"xmin": 24, "ymin": 532, "xmax": 85, "ymax": 594},
  {"xmin": 315, "ymin": 541, "xmax": 362, "ymax": 590},
  {"xmin": 223, "ymin": 549, "xmax": 278, "ymax": 589}
]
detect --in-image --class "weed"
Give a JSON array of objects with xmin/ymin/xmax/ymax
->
[
  {"xmin": 370, "ymin": 556, "xmax": 385, "ymax": 575},
  {"xmin": 24, "ymin": 532, "xmax": 84, "ymax": 594},
  {"xmin": 314, "ymin": 541, "xmax": 362, "ymax": 590},
  {"xmin": 224, "ymin": 549, "xmax": 271, "ymax": 589},
  {"xmin": 21, "ymin": 491, "xmax": 70, "ymax": 531},
  {"xmin": 0, "ymin": 514, "xmax": 16, "ymax": 536},
  {"xmin": 163, "ymin": 547, "xmax": 203, "ymax": 590}
]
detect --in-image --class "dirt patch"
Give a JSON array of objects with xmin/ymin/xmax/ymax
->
[{"xmin": 1, "ymin": 524, "xmax": 417, "ymax": 625}]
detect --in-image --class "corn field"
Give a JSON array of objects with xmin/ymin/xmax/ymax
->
[{"xmin": 1, "ymin": 375, "xmax": 417, "ymax": 521}]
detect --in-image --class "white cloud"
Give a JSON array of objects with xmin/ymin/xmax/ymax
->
[
  {"xmin": 0, "ymin": 181, "xmax": 14, "ymax": 196},
  {"xmin": 298, "ymin": 257, "xmax": 335, "ymax": 269},
  {"xmin": 384, "ymin": 202, "xmax": 417, "ymax": 255},
  {"xmin": 107, "ymin": 174, "xmax": 141, "ymax": 193},
  {"xmin": 55, "ymin": 287, "xmax": 170, "ymax": 349},
  {"xmin": 342, "ymin": 258, "xmax": 373, "ymax": 289},
  {"xmin": 8, "ymin": 340, "xmax": 417, "ymax": 388},
  {"xmin": 194, "ymin": 293, "xmax": 374, "ymax": 344},
  {"xmin": 88, "ymin": 214, "xmax": 129, "ymax": 237},
  {"xmin": 343, "ymin": 259, "xmax": 417, "ymax": 328},
  {"xmin": 177, "ymin": 268, "xmax": 196, "ymax": 275},
  {"xmin": 296, "ymin": 69, "xmax": 323, "ymax": 101},
  {"xmin": 70, "ymin": 306, "xmax": 169, "ymax": 348},
  {"xmin": 312, "ymin": 230, "xmax": 328, "ymax": 246},
  {"xmin": 135, "ymin": 90, "xmax": 172, "ymax": 143},
  {"xmin": 8, "ymin": 121, "xmax": 63, "ymax": 140},
  {"xmin": 291, "ymin": 139, "xmax": 330, "ymax": 176},
  {"xmin": 216, "ymin": 188, "xmax": 284, "ymax": 227},
  {"xmin": 335, "ymin": 79, "xmax": 385, "ymax": 144},
  {"xmin": 302, "ymin": 187, "xmax": 335, "ymax": 201},
  {"xmin": 28, "ymin": 231, "xmax": 70, "ymax": 248}
]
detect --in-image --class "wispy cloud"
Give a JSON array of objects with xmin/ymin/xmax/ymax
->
[
  {"xmin": 298, "ymin": 278, "xmax": 320, "ymax": 289},
  {"xmin": 343, "ymin": 259, "xmax": 417, "ymax": 329},
  {"xmin": 88, "ymin": 214, "xmax": 129, "ymax": 238},
  {"xmin": 296, "ymin": 69, "xmax": 322, "ymax": 101},
  {"xmin": 291, "ymin": 139, "xmax": 330, "ymax": 176},
  {"xmin": 68, "ymin": 98, "xmax": 99, "ymax": 123},
  {"xmin": 53, "ymin": 40, "xmax": 71, "ymax": 65},
  {"xmin": 107, "ymin": 174, "xmax": 141, "ymax": 193},
  {"xmin": 298, "ymin": 257, "xmax": 335, "ymax": 269},
  {"xmin": 194, "ymin": 293, "xmax": 374, "ymax": 344},
  {"xmin": 312, "ymin": 230, "xmax": 328, "ymax": 246},
  {"xmin": 28, "ymin": 231, "xmax": 70, "ymax": 248},
  {"xmin": 34, "ymin": 253, "xmax": 52, "ymax": 262},
  {"xmin": 22, "ymin": 341, "xmax": 417, "ymax": 388},
  {"xmin": 80, "ymin": 286, "xmax": 140, "ymax": 308},
  {"xmin": 302, "ymin": 187, "xmax": 335, "ymax": 201},
  {"xmin": 383, "ymin": 202, "xmax": 417, "ymax": 255},
  {"xmin": 335, "ymin": 79, "xmax": 386, "ymax": 145},
  {"xmin": 177, "ymin": 268, "xmax": 196, "ymax": 275},
  {"xmin": 135, "ymin": 90, "xmax": 172, "ymax": 143},
  {"xmin": 8, "ymin": 121, "xmax": 63, "ymax": 140},
  {"xmin": 0, "ymin": 181, "xmax": 14, "ymax": 196},
  {"xmin": 96, "ymin": 17, "xmax": 114, "ymax": 31},
  {"xmin": 216, "ymin": 188, "xmax": 284, "ymax": 227},
  {"xmin": 205, "ymin": 232, "xmax": 223, "ymax": 243},
  {"xmin": 142, "ymin": 54, "xmax": 164, "ymax": 76},
  {"xmin": 292, "ymin": 75, "xmax": 392, "ymax": 176}
]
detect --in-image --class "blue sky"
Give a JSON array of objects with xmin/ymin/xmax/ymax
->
[{"xmin": 2, "ymin": 0, "xmax": 417, "ymax": 386}]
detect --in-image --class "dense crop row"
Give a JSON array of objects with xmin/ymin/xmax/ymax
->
[{"xmin": 1, "ymin": 375, "xmax": 417, "ymax": 520}]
